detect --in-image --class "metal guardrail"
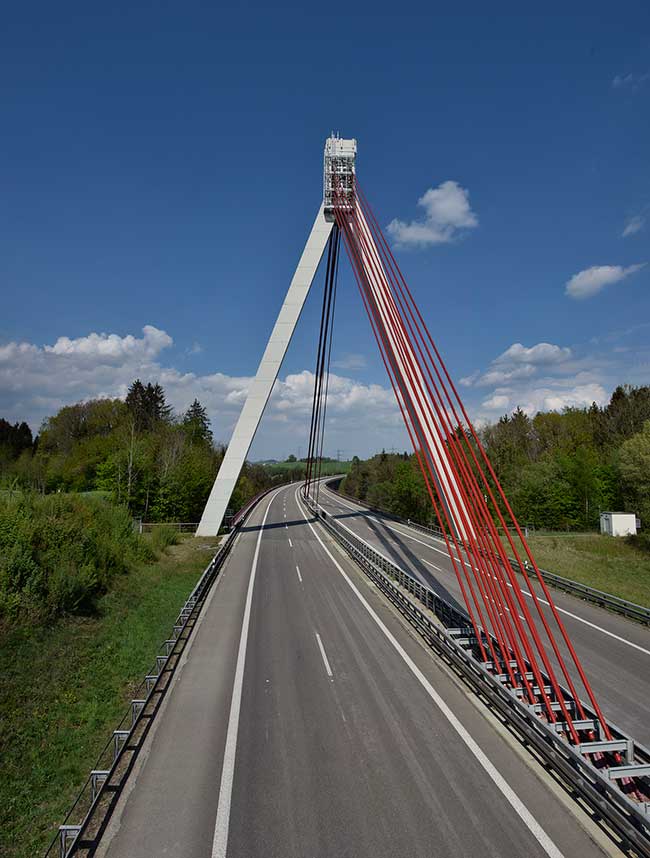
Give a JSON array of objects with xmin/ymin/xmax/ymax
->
[
  {"xmin": 306, "ymin": 496, "xmax": 650, "ymax": 856},
  {"xmin": 328, "ymin": 482, "xmax": 650, "ymax": 626},
  {"xmin": 46, "ymin": 485, "xmax": 282, "ymax": 858},
  {"xmin": 135, "ymin": 521, "xmax": 199, "ymax": 534}
]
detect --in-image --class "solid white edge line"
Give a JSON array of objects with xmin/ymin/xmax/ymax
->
[
  {"xmin": 211, "ymin": 486, "xmax": 283, "ymax": 858},
  {"xmin": 295, "ymin": 488, "xmax": 565, "ymax": 858},
  {"xmin": 296, "ymin": 565, "xmax": 303, "ymax": 583},
  {"xmin": 322, "ymin": 488, "xmax": 648, "ymax": 657},
  {"xmin": 315, "ymin": 632, "xmax": 334, "ymax": 678}
]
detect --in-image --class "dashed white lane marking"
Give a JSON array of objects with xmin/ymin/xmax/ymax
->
[
  {"xmin": 211, "ymin": 486, "xmax": 283, "ymax": 858},
  {"xmin": 296, "ymin": 488, "xmax": 565, "ymax": 858},
  {"xmin": 315, "ymin": 632, "xmax": 333, "ymax": 678},
  {"xmin": 324, "ymin": 490, "xmax": 648, "ymax": 657},
  {"xmin": 296, "ymin": 565, "xmax": 303, "ymax": 583},
  {"xmin": 288, "ymin": 538, "xmax": 293, "ymax": 548},
  {"xmin": 421, "ymin": 557, "xmax": 445, "ymax": 573}
]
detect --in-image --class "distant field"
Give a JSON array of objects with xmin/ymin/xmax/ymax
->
[
  {"xmin": 499, "ymin": 531, "xmax": 650, "ymax": 608},
  {"xmin": 261, "ymin": 460, "xmax": 351, "ymax": 477}
]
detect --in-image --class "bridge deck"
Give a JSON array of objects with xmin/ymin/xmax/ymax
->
[
  {"xmin": 317, "ymin": 484, "xmax": 650, "ymax": 749},
  {"xmin": 101, "ymin": 484, "xmax": 610, "ymax": 858}
]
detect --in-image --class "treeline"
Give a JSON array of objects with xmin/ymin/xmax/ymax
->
[
  {"xmin": 0, "ymin": 380, "xmax": 290, "ymax": 522},
  {"xmin": 342, "ymin": 384, "xmax": 650, "ymax": 532}
]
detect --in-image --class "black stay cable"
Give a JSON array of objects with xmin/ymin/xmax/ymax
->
[
  {"xmin": 306, "ymin": 228, "xmax": 338, "ymax": 498},
  {"xmin": 303, "ymin": 226, "xmax": 340, "ymax": 500},
  {"xmin": 304, "ymin": 235, "xmax": 333, "ymax": 496},
  {"xmin": 314, "ymin": 230, "xmax": 340, "ymax": 504}
]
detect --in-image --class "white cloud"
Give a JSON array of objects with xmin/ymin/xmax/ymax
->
[
  {"xmin": 466, "ymin": 337, "xmax": 612, "ymax": 420},
  {"xmin": 514, "ymin": 383, "xmax": 608, "ymax": 415},
  {"xmin": 0, "ymin": 325, "xmax": 405, "ymax": 459},
  {"xmin": 461, "ymin": 341, "xmax": 572, "ymax": 389},
  {"xmin": 479, "ymin": 382, "xmax": 608, "ymax": 415},
  {"xmin": 459, "ymin": 325, "xmax": 650, "ymax": 427},
  {"xmin": 622, "ymin": 215, "xmax": 645, "ymax": 238},
  {"xmin": 565, "ymin": 263, "xmax": 646, "ymax": 299},
  {"xmin": 387, "ymin": 180, "xmax": 478, "ymax": 248},
  {"xmin": 612, "ymin": 72, "xmax": 650, "ymax": 90},
  {"xmin": 482, "ymin": 392, "xmax": 510, "ymax": 410},
  {"xmin": 494, "ymin": 342, "xmax": 572, "ymax": 365},
  {"xmin": 45, "ymin": 325, "xmax": 172, "ymax": 360},
  {"xmin": 472, "ymin": 364, "xmax": 536, "ymax": 387}
]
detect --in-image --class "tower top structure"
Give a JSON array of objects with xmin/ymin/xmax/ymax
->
[{"xmin": 323, "ymin": 134, "xmax": 356, "ymax": 214}]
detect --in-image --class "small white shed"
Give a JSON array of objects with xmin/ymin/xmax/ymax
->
[{"xmin": 599, "ymin": 512, "xmax": 638, "ymax": 537}]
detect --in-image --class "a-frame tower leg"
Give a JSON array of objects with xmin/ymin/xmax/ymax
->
[{"xmin": 196, "ymin": 205, "xmax": 334, "ymax": 536}]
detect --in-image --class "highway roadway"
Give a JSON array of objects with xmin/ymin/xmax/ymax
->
[
  {"xmin": 100, "ymin": 483, "xmax": 613, "ymax": 858},
  {"xmin": 316, "ymin": 482, "xmax": 650, "ymax": 748}
]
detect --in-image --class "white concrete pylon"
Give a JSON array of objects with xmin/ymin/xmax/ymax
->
[{"xmin": 196, "ymin": 206, "xmax": 334, "ymax": 536}]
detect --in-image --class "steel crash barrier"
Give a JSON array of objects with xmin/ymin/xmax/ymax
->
[
  {"xmin": 305, "ymin": 495, "xmax": 650, "ymax": 857},
  {"xmin": 46, "ymin": 485, "xmax": 282, "ymax": 858},
  {"xmin": 326, "ymin": 481, "xmax": 650, "ymax": 627}
]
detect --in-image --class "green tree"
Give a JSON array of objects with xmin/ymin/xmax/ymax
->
[
  {"xmin": 183, "ymin": 399, "xmax": 213, "ymax": 446},
  {"xmin": 0, "ymin": 419, "xmax": 33, "ymax": 461},
  {"xmin": 386, "ymin": 460, "xmax": 428, "ymax": 521},
  {"xmin": 126, "ymin": 380, "xmax": 172, "ymax": 431},
  {"xmin": 618, "ymin": 420, "xmax": 650, "ymax": 526}
]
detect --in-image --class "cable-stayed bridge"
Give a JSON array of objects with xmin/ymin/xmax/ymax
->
[{"xmin": 51, "ymin": 138, "xmax": 650, "ymax": 858}]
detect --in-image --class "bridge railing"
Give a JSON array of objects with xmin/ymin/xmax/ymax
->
[
  {"xmin": 304, "ymin": 494, "xmax": 650, "ymax": 856},
  {"xmin": 135, "ymin": 520, "xmax": 198, "ymax": 533},
  {"xmin": 326, "ymin": 481, "xmax": 650, "ymax": 626},
  {"xmin": 46, "ymin": 484, "xmax": 283, "ymax": 858}
]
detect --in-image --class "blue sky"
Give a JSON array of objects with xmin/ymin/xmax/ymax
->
[{"xmin": 1, "ymin": 1, "xmax": 649, "ymax": 458}]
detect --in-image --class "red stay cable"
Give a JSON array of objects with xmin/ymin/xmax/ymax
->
[
  {"xmin": 354, "ymin": 182, "xmax": 597, "ymax": 737},
  {"xmin": 333, "ymin": 200, "xmax": 491, "ymax": 662},
  {"xmin": 354, "ymin": 189, "xmax": 581, "ymax": 726},
  {"xmin": 352, "ymin": 199, "xmax": 571, "ymax": 720}
]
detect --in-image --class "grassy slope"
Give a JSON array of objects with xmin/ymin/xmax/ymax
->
[
  {"xmin": 0, "ymin": 534, "xmax": 219, "ymax": 858},
  {"xmin": 501, "ymin": 532, "xmax": 650, "ymax": 608}
]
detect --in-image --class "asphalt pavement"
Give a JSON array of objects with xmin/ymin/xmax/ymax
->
[
  {"xmin": 101, "ymin": 483, "xmax": 612, "ymax": 858},
  {"xmin": 316, "ymin": 483, "xmax": 650, "ymax": 747}
]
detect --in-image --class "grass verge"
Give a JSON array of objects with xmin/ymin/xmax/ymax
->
[
  {"xmin": 0, "ymin": 533, "xmax": 219, "ymax": 858},
  {"xmin": 500, "ymin": 532, "xmax": 650, "ymax": 608}
]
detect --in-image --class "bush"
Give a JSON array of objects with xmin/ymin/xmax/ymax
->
[
  {"xmin": 0, "ymin": 493, "xmax": 152, "ymax": 622},
  {"xmin": 626, "ymin": 532, "xmax": 650, "ymax": 556},
  {"xmin": 150, "ymin": 525, "xmax": 179, "ymax": 553}
]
